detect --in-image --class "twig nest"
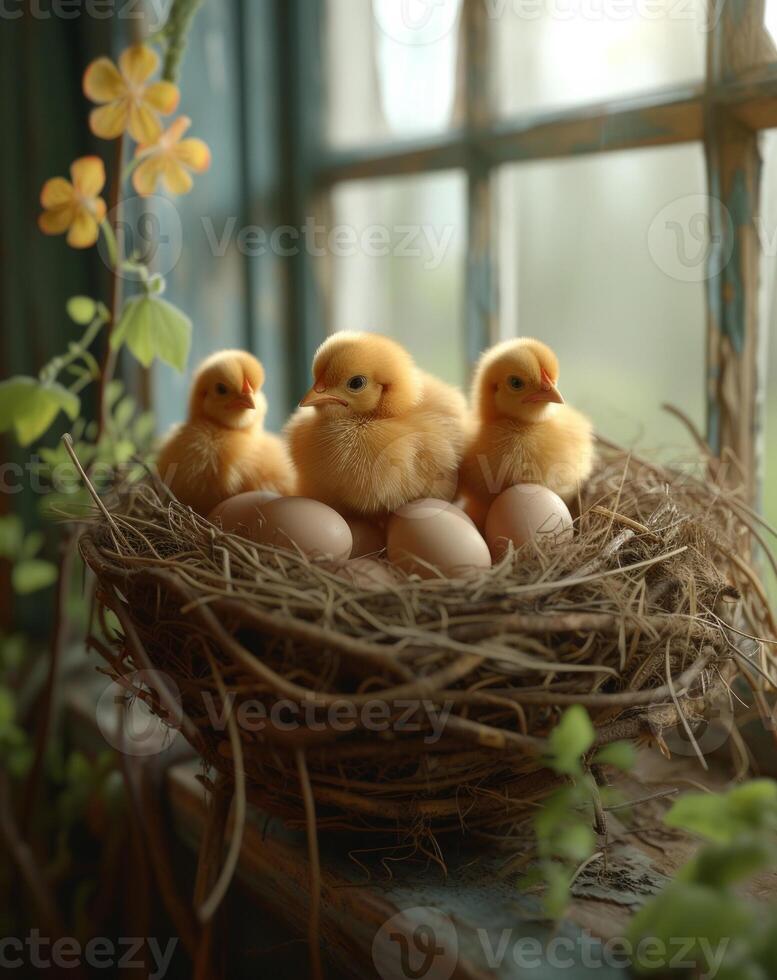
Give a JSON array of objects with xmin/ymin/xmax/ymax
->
[
  {"xmin": 212, "ymin": 495, "xmax": 353, "ymax": 560},
  {"xmin": 387, "ymin": 498, "xmax": 491, "ymax": 579},
  {"xmin": 485, "ymin": 484, "xmax": 573, "ymax": 560},
  {"xmin": 345, "ymin": 516, "xmax": 387, "ymax": 558},
  {"xmin": 321, "ymin": 557, "xmax": 399, "ymax": 590}
]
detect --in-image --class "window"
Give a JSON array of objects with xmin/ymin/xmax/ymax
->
[{"xmin": 158, "ymin": 0, "xmax": 777, "ymax": 508}]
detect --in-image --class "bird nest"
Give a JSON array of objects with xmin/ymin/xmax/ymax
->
[{"xmin": 77, "ymin": 441, "xmax": 777, "ymax": 843}]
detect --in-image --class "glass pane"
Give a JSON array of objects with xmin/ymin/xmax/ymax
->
[
  {"xmin": 151, "ymin": 2, "xmax": 248, "ymax": 433},
  {"xmin": 325, "ymin": 0, "xmax": 463, "ymax": 147},
  {"xmin": 492, "ymin": 0, "xmax": 707, "ymax": 118},
  {"xmin": 498, "ymin": 143, "xmax": 707, "ymax": 453},
  {"xmin": 328, "ymin": 172, "xmax": 467, "ymax": 385},
  {"xmin": 761, "ymin": 0, "xmax": 777, "ymax": 61}
]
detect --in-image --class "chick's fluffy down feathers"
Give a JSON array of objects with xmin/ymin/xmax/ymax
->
[
  {"xmin": 285, "ymin": 333, "xmax": 468, "ymax": 517},
  {"xmin": 157, "ymin": 350, "xmax": 294, "ymax": 515},
  {"xmin": 157, "ymin": 423, "xmax": 293, "ymax": 516},
  {"xmin": 459, "ymin": 338, "xmax": 594, "ymax": 524}
]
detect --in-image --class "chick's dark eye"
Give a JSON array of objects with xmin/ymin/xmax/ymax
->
[
  {"xmin": 508, "ymin": 376, "xmax": 524, "ymax": 391},
  {"xmin": 346, "ymin": 375, "xmax": 367, "ymax": 392},
  {"xmin": 215, "ymin": 382, "xmax": 229, "ymax": 395}
]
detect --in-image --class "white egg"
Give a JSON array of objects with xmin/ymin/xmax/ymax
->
[
  {"xmin": 209, "ymin": 495, "xmax": 352, "ymax": 560},
  {"xmin": 485, "ymin": 484, "xmax": 573, "ymax": 560},
  {"xmin": 387, "ymin": 498, "xmax": 491, "ymax": 579}
]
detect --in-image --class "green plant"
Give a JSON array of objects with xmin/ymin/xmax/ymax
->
[
  {"xmin": 527, "ymin": 705, "xmax": 636, "ymax": 918},
  {"xmin": 0, "ymin": 0, "xmax": 206, "ymax": 940},
  {"xmin": 630, "ymin": 780, "xmax": 777, "ymax": 979}
]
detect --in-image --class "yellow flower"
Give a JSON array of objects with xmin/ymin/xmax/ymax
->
[
  {"xmin": 83, "ymin": 44, "xmax": 180, "ymax": 144},
  {"xmin": 132, "ymin": 117, "xmax": 211, "ymax": 197},
  {"xmin": 38, "ymin": 156, "xmax": 107, "ymax": 249}
]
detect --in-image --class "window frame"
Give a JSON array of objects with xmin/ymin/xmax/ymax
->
[{"xmin": 282, "ymin": 0, "xmax": 776, "ymax": 502}]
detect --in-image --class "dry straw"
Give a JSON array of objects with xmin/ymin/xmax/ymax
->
[{"xmin": 76, "ymin": 437, "xmax": 777, "ymax": 851}]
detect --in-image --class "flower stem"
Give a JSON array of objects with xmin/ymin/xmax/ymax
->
[
  {"xmin": 96, "ymin": 133, "xmax": 126, "ymax": 441},
  {"xmin": 99, "ymin": 219, "xmax": 119, "ymax": 269},
  {"xmin": 162, "ymin": 0, "xmax": 205, "ymax": 81},
  {"xmin": 119, "ymin": 154, "xmax": 141, "ymax": 187},
  {"xmin": 39, "ymin": 314, "xmax": 106, "ymax": 387}
]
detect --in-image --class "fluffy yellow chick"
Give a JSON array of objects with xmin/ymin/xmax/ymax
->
[
  {"xmin": 459, "ymin": 338, "xmax": 594, "ymax": 525},
  {"xmin": 157, "ymin": 350, "xmax": 293, "ymax": 515},
  {"xmin": 285, "ymin": 332, "xmax": 468, "ymax": 517}
]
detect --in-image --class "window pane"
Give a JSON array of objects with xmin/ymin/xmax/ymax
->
[
  {"xmin": 498, "ymin": 143, "xmax": 707, "ymax": 453},
  {"xmin": 492, "ymin": 0, "xmax": 707, "ymax": 118},
  {"xmin": 325, "ymin": 0, "xmax": 463, "ymax": 147},
  {"xmin": 152, "ymin": 2, "xmax": 248, "ymax": 433},
  {"xmin": 328, "ymin": 172, "xmax": 467, "ymax": 385}
]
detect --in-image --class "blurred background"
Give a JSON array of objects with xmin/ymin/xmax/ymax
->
[{"xmin": 2, "ymin": 0, "xmax": 777, "ymax": 975}]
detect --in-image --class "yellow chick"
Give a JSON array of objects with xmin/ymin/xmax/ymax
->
[
  {"xmin": 285, "ymin": 332, "xmax": 468, "ymax": 517},
  {"xmin": 459, "ymin": 338, "xmax": 594, "ymax": 525},
  {"xmin": 157, "ymin": 350, "xmax": 294, "ymax": 515}
]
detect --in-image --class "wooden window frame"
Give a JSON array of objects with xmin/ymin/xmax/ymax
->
[{"xmin": 283, "ymin": 0, "xmax": 777, "ymax": 501}]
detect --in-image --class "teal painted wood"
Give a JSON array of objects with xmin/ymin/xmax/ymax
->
[
  {"xmin": 703, "ymin": 0, "xmax": 766, "ymax": 499},
  {"xmin": 286, "ymin": 0, "xmax": 328, "ymax": 397},
  {"xmin": 238, "ymin": 0, "xmax": 294, "ymax": 429},
  {"xmin": 463, "ymin": 0, "xmax": 496, "ymax": 368}
]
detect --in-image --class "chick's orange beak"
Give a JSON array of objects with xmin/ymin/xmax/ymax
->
[
  {"xmin": 523, "ymin": 368, "xmax": 564, "ymax": 405},
  {"xmin": 299, "ymin": 384, "xmax": 348, "ymax": 408},
  {"xmin": 229, "ymin": 377, "xmax": 255, "ymax": 411}
]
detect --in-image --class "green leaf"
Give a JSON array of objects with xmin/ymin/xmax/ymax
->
[
  {"xmin": 5, "ymin": 738, "xmax": 32, "ymax": 778},
  {"xmin": 687, "ymin": 837, "xmax": 777, "ymax": 889},
  {"xmin": 113, "ymin": 395, "xmax": 136, "ymax": 430},
  {"xmin": 0, "ymin": 516, "xmax": 23, "ymax": 559},
  {"xmin": 105, "ymin": 380, "xmax": 124, "ymax": 409},
  {"xmin": 666, "ymin": 782, "xmax": 777, "ymax": 844},
  {"xmin": 0, "ymin": 688, "xmax": 15, "ymax": 733},
  {"xmin": 133, "ymin": 412, "xmax": 156, "ymax": 445},
  {"xmin": 66, "ymin": 296, "xmax": 97, "ymax": 325},
  {"xmin": 546, "ymin": 706, "xmax": 595, "ymax": 775},
  {"xmin": 629, "ymin": 882, "xmax": 754, "ymax": 974},
  {"xmin": 542, "ymin": 862, "xmax": 572, "ymax": 920},
  {"xmin": 0, "ymin": 634, "xmax": 26, "ymax": 670},
  {"xmin": 20, "ymin": 530, "xmax": 44, "ymax": 560},
  {"xmin": 12, "ymin": 559, "xmax": 58, "ymax": 595},
  {"xmin": 0, "ymin": 377, "xmax": 80, "ymax": 447},
  {"xmin": 594, "ymin": 741, "xmax": 636, "ymax": 772},
  {"xmin": 111, "ymin": 295, "xmax": 191, "ymax": 372}
]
